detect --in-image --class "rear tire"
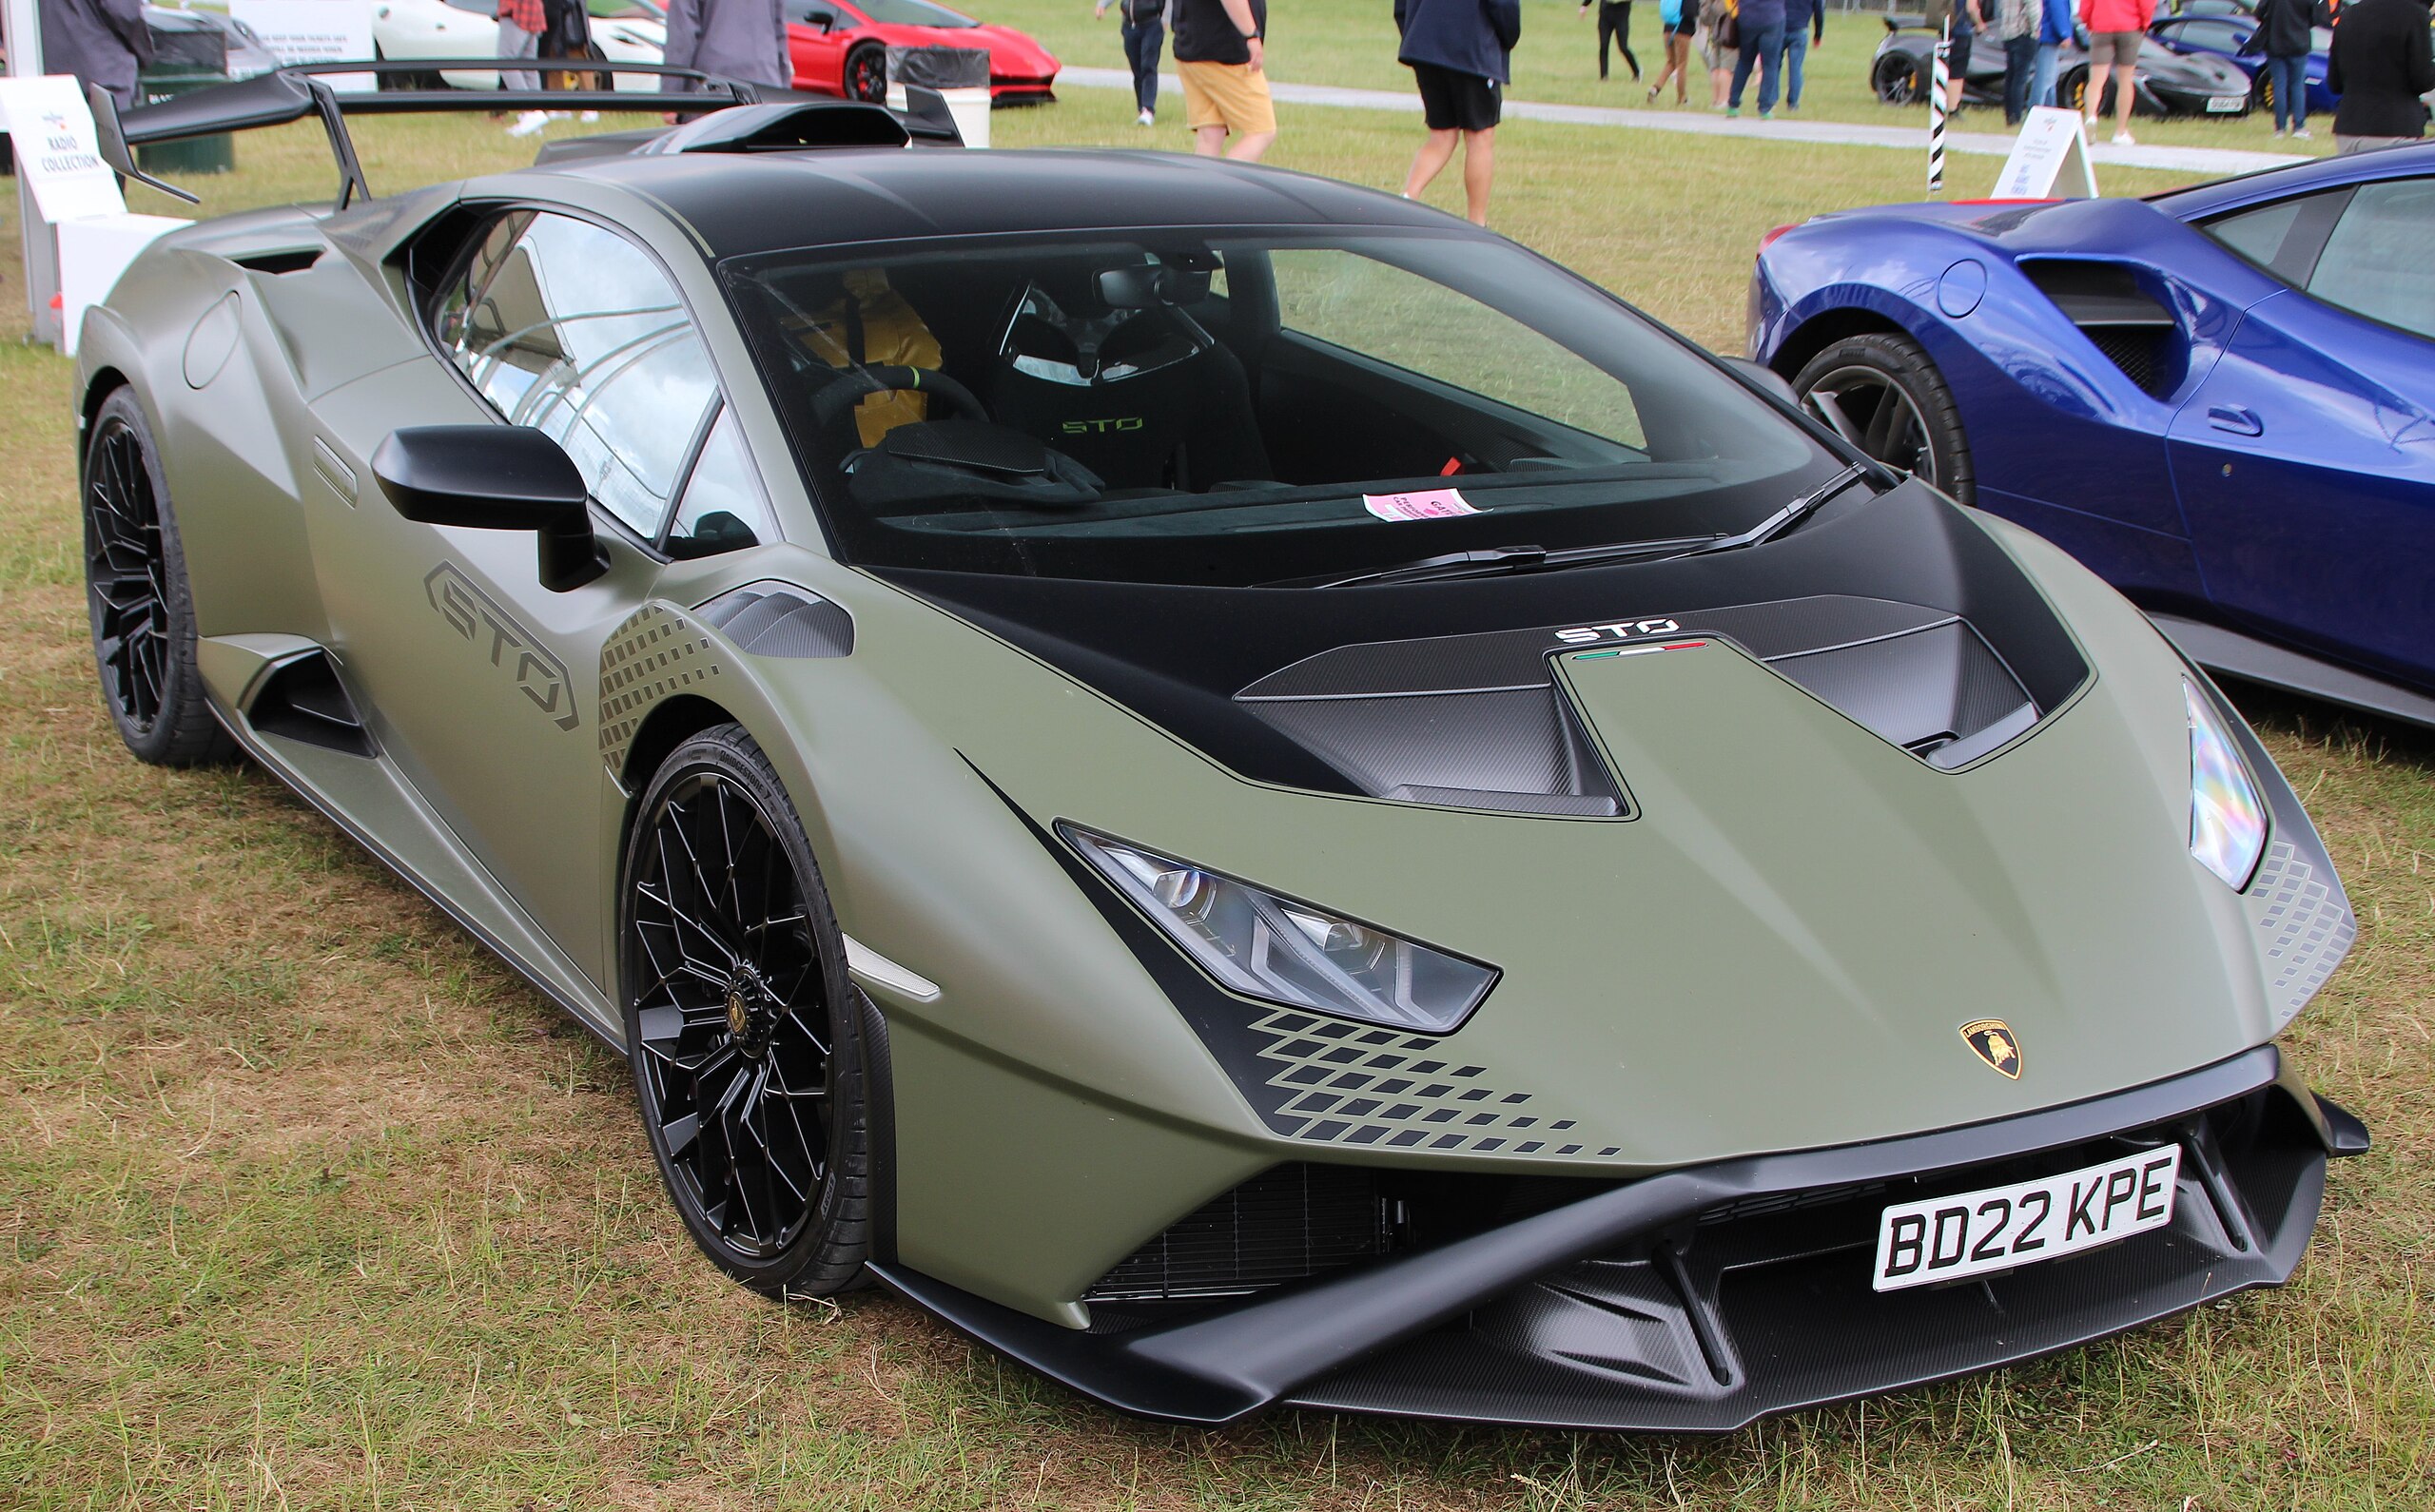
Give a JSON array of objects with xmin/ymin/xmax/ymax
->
[
  {"xmin": 1791, "ymin": 332, "xmax": 1976, "ymax": 505},
  {"xmin": 844, "ymin": 42, "xmax": 887, "ymax": 103},
  {"xmin": 81, "ymin": 388, "xmax": 234, "ymax": 766},
  {"xmin": 621, "ymin": 724, "xmax": 871, "ymax": 1299}
]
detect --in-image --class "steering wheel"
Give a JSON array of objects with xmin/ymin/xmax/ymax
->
[{"xmin": 809, "ymin": 364, "xmax": 987, "ymax": 433}]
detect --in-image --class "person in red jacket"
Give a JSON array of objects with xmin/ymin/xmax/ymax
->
[{"xmin": 2078, "ymin": 0, "xmax": 2154, "ymax": 144}]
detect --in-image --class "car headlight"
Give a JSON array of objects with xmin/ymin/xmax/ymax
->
[
  {"xmin": 1063, "ymin": 825, "xmax": 1497, "ymax": 1033},
  {"xmin": 2186, "ymin": 680, "xmax": 2267, "ymax": 891}
]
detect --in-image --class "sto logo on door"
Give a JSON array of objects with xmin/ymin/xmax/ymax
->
[{"xmin": 424, "ymin": 562, "xmax": 580, "ymax": 731}]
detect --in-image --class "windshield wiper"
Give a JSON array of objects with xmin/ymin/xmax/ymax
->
[
  {"xmin": 1668, "ymin": 464, "xmax": 1869, "ymax": 561},
  {"xmin": 1286, "ymin": 533, "xmax": 1727, "ymax": 589}
]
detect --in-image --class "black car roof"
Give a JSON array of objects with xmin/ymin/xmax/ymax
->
[{"xmin": 548, "ymin": 147, "xmax": 1456, "ymax": 260}]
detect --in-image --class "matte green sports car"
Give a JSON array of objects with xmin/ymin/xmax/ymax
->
[{"xmin": 76, "ymin": 68, "xmax": 2367, "ymax": 1430}]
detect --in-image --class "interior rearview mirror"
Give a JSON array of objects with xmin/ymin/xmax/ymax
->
[{"xmin": 371, "ymin": 425, "xmax": 607, "ymax": 591}]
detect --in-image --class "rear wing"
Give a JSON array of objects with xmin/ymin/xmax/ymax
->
[{"xmin": 89, "ymin": 60, "xmax": 962, "ymax": 211}]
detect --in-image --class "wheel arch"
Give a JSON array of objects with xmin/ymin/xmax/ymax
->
[{"xmin": 1768, "ymin": 306, "xmax": 1910, "ymax": 381}]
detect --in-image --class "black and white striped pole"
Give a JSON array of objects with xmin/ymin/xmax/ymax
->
[{"xmin": 1927, "ymin": 19, "xmax": 1949, "ymax": 198}]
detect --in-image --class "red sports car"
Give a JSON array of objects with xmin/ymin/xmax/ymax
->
[{"xmin": 784, "ymin": 0, "xmax": 1059, "ymax": 103}]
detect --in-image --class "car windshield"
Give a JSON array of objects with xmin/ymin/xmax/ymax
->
[
  {"xmin": 727, "ymin": 232, "xmax": 1841, "ymax": 586},
  {"xmin": 853, "ymin": 0, "xmax": 977, "ymax": 25}
]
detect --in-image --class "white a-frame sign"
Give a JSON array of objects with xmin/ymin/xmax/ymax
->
[{"xmin": 1991, "ymin": 107, "xmax": 2100, "ymax": 200}]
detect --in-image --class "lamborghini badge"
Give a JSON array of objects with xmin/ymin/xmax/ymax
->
[{"xmin": 1960, "ymin": 1019, "xmax": 2023, "ymax": 1079}]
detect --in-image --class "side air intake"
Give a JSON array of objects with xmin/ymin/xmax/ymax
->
[
  {"xmin": 2018, "ymin": 260, "xmax": 2185, "ymax": 399},
  {"xmin": 246, "ymin": 650, "xmax": 375, "ymax": 756},
  {"xmin": 1086, "ymin": 1165, "xmax": 1391, "ymax": 1304}
]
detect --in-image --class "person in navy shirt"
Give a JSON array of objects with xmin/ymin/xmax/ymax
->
[
  {"xmin": 1727, "ymin": 0, "xmax": 1786, "ymax": 116},
  {"xmin": 1396, "ymin": 0, "xmax": 1522, "ymax": 222}
]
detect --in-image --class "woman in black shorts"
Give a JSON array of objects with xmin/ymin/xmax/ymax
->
[{"xmin": 1395, "ymin": 0, "xmax": 1522, "ymax": 224}]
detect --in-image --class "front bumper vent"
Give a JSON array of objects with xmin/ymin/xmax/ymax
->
[{"xmin": 1086, "ymin": 1164, "xmax": 1390, "ymax": 1303}]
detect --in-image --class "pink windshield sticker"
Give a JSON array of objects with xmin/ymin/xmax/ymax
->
[{"xmin": 1363, "ymin": 487, "xmax": 1479, "ymax": 521}]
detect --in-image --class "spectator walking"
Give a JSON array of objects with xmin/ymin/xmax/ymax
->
[
  {"xmin": 1174, "ymin": 0, "xmax": 1276, "ymax": 159},
  {"xmin": 1782, "ymin": 0, "xmax": 1821, "ymax": 110},
  {"xmin": 1700, "ymin": 0, "xmax": 1736, "ymax": 107},
  {"xmin": 2327, "ymin": 0, "xmax": 2434, "ymax": 149},
  {"xmin": 1096, "ymin": 0, "xmax": 1165, "ymax": 125},
  {"xmin": 1726, "ymin": 0, "xmax": 1785, "ymax": 117},
  {"xmin": 660, "ymin": 0, "xmax": 792, "ymax": 114},
  {"xmin": 1647, "ymin": 0, "xmax": 1696, "ymax": 101},
  {"xmin": 1924, "ymin": 0, "xmax": 1978, "ymax": 113},
  {"xmin": 1580, "ymin": 0, "xmax": 1639, "ymax": 82},
  {"xmin": 1397, "ymin": 0, "xmax": 1519, "ymax": 223},
  {"xmin": 33, "ymin": 0, "xmax": 150, "ymax": 109},
  {"xmin": 2033, "ymin": 0, "xmax": 2071, "ymax": 106},
  {"xmin": 499, "ymin": 0, "xmax": 550, "ymax": 135},
  {"xmin": 1998, "ymin": 0, "xmax": 2037, "ymax": 122},
  {"xmin": 2252, "ymin": 0, "xmax": 2327, "ymax": 137},
  {"xmin": 2077, "ymin": 0, "xmax": 2153, "ymax": 143}
]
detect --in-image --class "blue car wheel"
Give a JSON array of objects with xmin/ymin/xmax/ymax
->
[{"xmin": 1791, "ymin": 332, "xmax": 1976, "ymax": 503}]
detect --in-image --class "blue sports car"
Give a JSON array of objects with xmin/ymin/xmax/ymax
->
[
  {"xmin": 1748, "ymin": 148, "xmax": 2435, "ymax": 727},
  {"xmin": 2146, "ymin": 11, "xmax": 2336, "ymax": 117}
]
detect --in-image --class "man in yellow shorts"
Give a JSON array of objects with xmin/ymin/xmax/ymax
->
[{"xmin": 1172, "ymin": 0, "xmax": 1277, "ymax": 159}]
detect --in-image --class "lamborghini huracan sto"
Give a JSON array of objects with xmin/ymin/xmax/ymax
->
[{"xmin": 76, "ymin": 70, "xmax": 2367, "ymax": 1431}]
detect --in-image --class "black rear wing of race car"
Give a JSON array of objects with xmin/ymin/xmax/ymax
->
[{"xmin": 88, "ymin": 60, "xmax": 963, "ymax": 210}]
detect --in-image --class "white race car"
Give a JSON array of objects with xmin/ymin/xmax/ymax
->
[{"xmin": 371, "ymin": 0, "xmax": 667, "ymax": 91}]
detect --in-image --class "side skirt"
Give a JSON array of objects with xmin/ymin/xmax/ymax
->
[{"xmin": 2153, "ymin": 612, "xmax": 2435, "ymax": 730}]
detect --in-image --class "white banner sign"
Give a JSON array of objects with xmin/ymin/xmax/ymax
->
[
  {"xmin": 0, "ymin": 75, "xmax": 127, "ymax": 223},
  {"xmin": 229, "ymin": 0, "xmax": 376, "ymax": 91},
  {"xmin": 1991, "ymin": 106, "xmax": 2100, "ymax": 200}
]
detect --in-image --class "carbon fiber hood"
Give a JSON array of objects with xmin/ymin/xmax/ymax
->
[{"xmin": 878, "ymin": 480, "xmax": 2088, "ymax": 810}]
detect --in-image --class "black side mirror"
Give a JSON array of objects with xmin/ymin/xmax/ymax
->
[{"xmin": 371, "ymin": 425, "xmax": 608, "ymax": 591}]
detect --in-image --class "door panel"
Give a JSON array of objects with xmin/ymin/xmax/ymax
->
[
  {"xmin": 305, "ymin": 361, "xmax": 653, "ymax": 989},
  {"xmin": 2168, "ymin": 288, "xmax": 2435, "ymax": 688}
]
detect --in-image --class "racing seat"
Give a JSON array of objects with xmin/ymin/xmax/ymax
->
[{"xmin": 985, "ymin": 270, "xmax": 1271, "ymax": 492}]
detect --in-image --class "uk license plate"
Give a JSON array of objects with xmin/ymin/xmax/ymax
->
[
  {"xmin": 2206, "ymin": 95, "xmax": 2246, "ymax": 112},
  {"xmin": 1871, "ymin": 1145, "xmax": 2181, "ymax": 1291}
]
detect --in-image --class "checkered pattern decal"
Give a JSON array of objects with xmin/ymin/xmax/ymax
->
[
  {"xmin": 598, "ymin": 606, "xmax": 728, "ymax": 776},
  {"xmin": 1243, "ymin": 1009, "xmax": 1619, "ymax": 1157},
  {"xmin": 2248, "ymin": 840, "xmax": 2357, "ymax": 1024}
]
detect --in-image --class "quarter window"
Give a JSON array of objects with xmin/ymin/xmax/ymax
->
[
  {"xmin": 2305, "ymin": 179, "xmax": 2435, "ymax": 341},
  {"xmin": 434, "ymin": 211, "xmax": 720, "ymax": 542},
  {"xmin": 666, "ymin": 407, "xmax": 776, "ymax": 557}
]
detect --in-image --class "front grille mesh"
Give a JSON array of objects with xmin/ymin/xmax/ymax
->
[{"xmin": 1085, "ymin": 1164, "xmax": 1390, "ymax": 1303}]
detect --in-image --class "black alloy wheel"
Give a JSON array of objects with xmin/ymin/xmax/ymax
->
[
  {"xmin": 82, "ymin": 388, "xmax": 233, "ymax": 766},
  {"xmin": 1792, "ymin": 331, "xmax": 1976, "ymax": 505},
  {"xmin": 1874, "ymin": 51, "xmax": 1924, "ymax": 105},
  {"xmin": 844, "ymin": 42, "xmax": 887, "ymax": 103},
  {"xmin": 2059, "ymin": 66, "xmax": 2090, "ymax": 112},
  {"xmin": 623, "ymin": 725, "xmax": 870, "ymax": 1296}
]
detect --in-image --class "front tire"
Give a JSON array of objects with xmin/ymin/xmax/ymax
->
[
  {"xmin": 1792, "ymin": 331, "xmax": 1976, "ymax": 504},
  {"xmin": 1873, "ymin": 51, "xmax": 1924, "ymax": 105},
  {"xmin": 621, "ymin": 724, "xmax": 870, "ymax": 1298},
  {"xmin": 843, "ymin": 42, "xmax": 886, "ymax": 103},
  {"xmin": 82, "ymin": 388, "xmax": 234, "ymax": 766}
]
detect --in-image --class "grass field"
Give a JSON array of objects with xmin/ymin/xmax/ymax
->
[
  {"xmin": 0, "ymin": 61, "xmax": 2429, "ymax": 1512},
  {"xmin": 999, "ymin": 0, "xmax": 2337, "ymax": 154}
]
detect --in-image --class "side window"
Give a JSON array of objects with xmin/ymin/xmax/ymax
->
[
  {"xmin": 433, "ymin": 211, "xmax": 719, "ymax": 542},
  {"xmin": 2305, "ymin": 179, "xmax": 2435, "ymax": 341},
  {"xmin": 2199, "ymin": 187, "xmax": 2350, "ymax": 285},
  {"xmin": 667, "ymin": 407, "xmax": 777, "ymax": 558}
]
